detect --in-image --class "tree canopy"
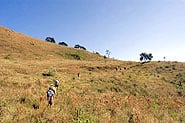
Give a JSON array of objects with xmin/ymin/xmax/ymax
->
[
  {"xmin": 45, "ymin": 37, "xmax": 56, "ymax": 43},
  {"xmin": 58, "ymin": 42, "xmax": 68, "ymax": 46},
  {"xmin": 140, "ymin": 52, "xmax": 153, "ymax": 62},
  {"xmin": 74, "ymin": 44, "xmax": 86, "ymax": 50}
]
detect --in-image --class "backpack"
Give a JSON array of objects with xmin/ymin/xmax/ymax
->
[
  {"xmin": 47, "ymin": 89, "xmax": 53, "ymax": 97},
  {"xmin": 49, "ymin": 87, "xmax": 56, "ymax": 94},
  {"xmin": 54, "ymin": 80, "xmax": 59, "ymax": 87}
]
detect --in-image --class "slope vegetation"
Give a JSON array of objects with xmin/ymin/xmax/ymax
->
[
  {"xmin": 0, "ymin": 26, "xmax": 185, "ymax": 123},
  {"xmin": 0, "ymin": 26, "xmax": 101, "ymax": 61}
]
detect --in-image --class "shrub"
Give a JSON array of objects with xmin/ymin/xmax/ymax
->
[
  {"xmin": 42, "ymin": 68, "xmax": 56, "ymax": 77},
  {"xmin": 128, "ymin": 112, "xmax": 134, "ymax": 123},
  {"xmin": 19, "ymin": 97, "xmax": 26, "ymax": 104},
  {"xmin": 73, "ymin": 108, "xmax": 91, "ymax": 123},
  {"xmin": 70, "ymin": 54, "xmax": 81, "ymax": 60}
]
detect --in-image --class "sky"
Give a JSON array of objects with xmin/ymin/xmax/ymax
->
[{"xmin": 1, "ymin": 0, "xmax": 185, "ymax": 62}]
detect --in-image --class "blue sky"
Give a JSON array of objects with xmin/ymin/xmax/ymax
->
[{"xmin": 1, "ymin": 0, "xmax": 185, "ymax": 61}]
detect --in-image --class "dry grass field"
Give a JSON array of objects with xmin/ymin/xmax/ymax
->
[{"xmin": 0, "ymin": 26, "xmax": 185, "ymax": 123}]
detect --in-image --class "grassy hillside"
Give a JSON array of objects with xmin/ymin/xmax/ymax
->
[
  {"xmin": 0, "ymin": 26, "xmax": 102, "ymax": 61},
  {"xmin": 0, "ymin": 26, "xmax": 185, "ymax": 123}
]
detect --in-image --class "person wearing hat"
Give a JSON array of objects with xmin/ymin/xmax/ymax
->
[
  {"xmin": 46, "ymin": 88, "xmax": 55, "ymax": 107},
  {"xmin": 54, "ymin": 80, "xmax": 59, "ymax": 89},
  {"xmin": 49, "ymin": 84, "xmax": 56, "ymax": 94}
]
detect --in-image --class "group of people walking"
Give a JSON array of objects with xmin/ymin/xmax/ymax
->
[{"xmin": 46, "ymin": 80, "xmax": 59, "ymax": 107}]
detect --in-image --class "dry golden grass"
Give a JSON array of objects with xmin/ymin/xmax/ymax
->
[{"xmin": 1, "ymin": 26, "xmax": 185, "ymax": 123}]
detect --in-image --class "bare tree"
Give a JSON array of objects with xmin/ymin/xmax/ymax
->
[{"xmin": 106, "ymin": 50, "xmax": 111, "ymax": 58}]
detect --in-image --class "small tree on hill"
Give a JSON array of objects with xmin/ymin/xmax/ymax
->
[
  {"xmin": 58, "ymin": 42, "xmax": 68, "ymax": 46},
  {"xmin": 163, "ymin": 56, "xmax": 166, "ymax": 61},
  {"xmin": 74, "ymin": 44, "xmax": 87, "ymax": 50},
  {"xmin": 45, "ymin": 37, "xmax": 56, "ymax": 43},
  {"xmin": 140, "ymin": 52, "xmax": 153, "ymax": 62}
]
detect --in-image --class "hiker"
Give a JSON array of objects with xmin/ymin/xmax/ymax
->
[
  {"xmin": 46, "ymin": 88, "xmax": 55, "ymax": 107},
  {"xmin": 77, "ymin": 73, "xmax": 80, "ymax": 78},
  {"xmin": 49, "ymin": 84, "xmax": 57, "ymax": 94},
  {"xmin": 54, "ymin": 80, "xmax": 59, "ymax": 89}
]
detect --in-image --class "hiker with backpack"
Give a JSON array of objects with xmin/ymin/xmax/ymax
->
[
  {"xmin": 49, "ymin": 84, "xmax": 57, "ymax": 94},
  {"xmin": 46, "ymin": 88, "xmax": 55, "ymax": 107},
  {"xmin": 46, "ymin": 80, "xmax": 59, "ymax": 107},
  {"xmin": 54, "ymin": 80, "xmax": 59, "ymax": 89}
]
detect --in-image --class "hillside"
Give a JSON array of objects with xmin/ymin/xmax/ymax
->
[
  {"xmin": 0, "ymin": 26, "xmax": 103, "ymax": 61},
  {"xmin": 0, "ymin": 26, "xmax": 185, "ymax": 123}
]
